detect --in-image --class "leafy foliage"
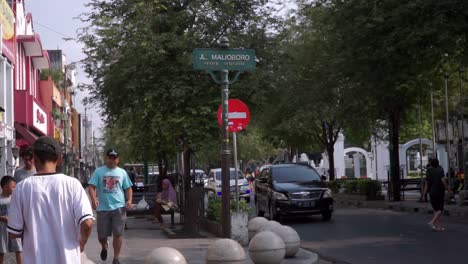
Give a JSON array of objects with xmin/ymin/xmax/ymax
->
[{"xmin": 206, "ymin": 196, "xmax": 252, "ymax": 223}]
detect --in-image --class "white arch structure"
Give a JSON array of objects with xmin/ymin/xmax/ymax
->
[{"xmin": 344, "ymin": 147, "xmax": 372, "ymax": 179}]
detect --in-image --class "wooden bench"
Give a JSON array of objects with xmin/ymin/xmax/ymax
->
[{"xmin": 126, "ymin": 190, "xmax": 176, "ymax": 228}]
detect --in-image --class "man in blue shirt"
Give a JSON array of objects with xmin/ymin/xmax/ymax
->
[{"xmin": 88, "ymin": 149, "xmax": 133, "ymax": 264}]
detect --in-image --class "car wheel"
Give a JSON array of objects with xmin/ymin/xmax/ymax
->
[
  {"xmin": 321, "ymin": 210, "xmax": 332, "ymax": 221},
  {"xmin": 255, "ymin": 197, "xmax": 264, "ymax": 217}
]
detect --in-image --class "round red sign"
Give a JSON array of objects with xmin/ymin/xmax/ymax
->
[{"xmin": 217, "ymin": 99, "xmax": 250, "ymax": 132}]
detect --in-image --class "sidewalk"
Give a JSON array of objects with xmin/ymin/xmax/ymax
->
[
  {"xmin": 83, "ymin": 216, "xmax": 319, "ymax": 263},
  {"xmin": 335, "ymin": 192, "xmax": 468, "ymax": 217},
  {"xmin": 5, "ymin": 214, "xmax": 320, "ymax": 263}
]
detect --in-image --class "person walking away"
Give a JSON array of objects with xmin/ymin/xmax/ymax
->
[
  {"xmin": 7, "ymin": 136, "xmax": 94, "ymax": 264},
  {"xmin": 423, "ymin": 158, "xmax": 448, "ymax": 231},
  {"xmin": 88, "ymin": 149, "xmax": 133, "ymax": 264},
  {"xmin": 153, "ymin": 179, "xmax": 177, "ymax": 228},
  {"xmin": 0, "ymin": 176, "xmax": 22, "ymax": 264},
  {"xmin": 128, "ymin": 167, "xmax": 136, "ymax": 185},
  {"xmin": 13, "ymin": 147, "xmax": 35, "ymax": 183}
]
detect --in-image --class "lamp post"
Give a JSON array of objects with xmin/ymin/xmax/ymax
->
[
  {"xmin": 459, "ymin": 67, "xmax": 467, "ymax": 193},
  {"xmin": 444, "ymin": 72, "xmax": 452, "ymax": 194}
]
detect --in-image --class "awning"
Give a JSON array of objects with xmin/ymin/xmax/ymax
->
[
  {"xmin": 17, "ymin": 34, "xmax": 44, "ymax": 57},
  {"xmin": 14, "ymin": 123, "xmax": 39, "ymax": 146},
  {"xmin": 32, "ymin": 51, "xmax": 50, "ymax": 69}
]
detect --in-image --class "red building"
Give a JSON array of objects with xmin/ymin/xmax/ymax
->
[{"xmin": 13, "ymin": 3, "xmax": 50, "ymax": 148}]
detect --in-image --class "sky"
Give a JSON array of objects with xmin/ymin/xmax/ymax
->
[{"xmin": 25, "ymin": 0, "xmax": 104, "ymax": 137}]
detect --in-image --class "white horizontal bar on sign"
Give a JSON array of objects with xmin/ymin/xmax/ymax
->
[{"xmin": 228, "ymin": 112, "xmax": 247, "ymax": 119}]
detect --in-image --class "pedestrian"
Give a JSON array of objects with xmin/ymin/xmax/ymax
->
[
  {"xmin": 88, "ymin": 149, "xmax": 133, "ymax": 264},
  {"xmin": 128, "ymin": 166, "xmax": 136, "ymax": 185},
  {"xmin": 153, "ymin": 179, "xmax": 178, "ymax": 228},
  {"xmin": 7, "ymin": 136, "xmax": 94, "ymax": 264},
  {"xmin": 0, "ymin": 176, "xmax": 22, "ymax": 264},
  {"xmin": 245, "ymin": 168, "xmax": 254, "ymax": 191},
  {"xmin": 13, "ymin": 147, "xmax": 35, "ymax": 183},
  {"xmin": 423, "ymin": 158, "xmax": 448, "ymax": 231}
]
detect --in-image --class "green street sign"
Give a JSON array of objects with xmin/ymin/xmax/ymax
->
[{"xmin": 193, "ymin": 48, "xmax": 256, "ymax": 71}]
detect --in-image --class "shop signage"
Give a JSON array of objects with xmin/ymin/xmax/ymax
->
[
  {"xmin": 0, "ymin": 0, "xmax": 14, "ymax": 62},
  {"xmin": 33, "ymin": 101, "xmax": 47, "ymax": 135}
]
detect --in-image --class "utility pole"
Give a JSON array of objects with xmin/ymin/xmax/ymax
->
[
  {"xmin": 444, "ymin": 73, "xmax": 452, "ymax": 193},
  {"xmin": 84, "ymin": 107, "xmax": 88, "ymax": 167}
]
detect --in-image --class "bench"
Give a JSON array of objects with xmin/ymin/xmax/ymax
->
[
  {"xmin": 126, "ymin": 190, "xmax": 176, "ymax": 228},
  {"xmin": 383, "ymin": 178, "xmax": 424, "ymax": 200}
]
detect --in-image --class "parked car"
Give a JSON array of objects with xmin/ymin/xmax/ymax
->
[
  {"xmin": 207, "ymin": 168, "xmax": 251, "ymax": 201},
  {"xmin": 191, "ymin": 169, "xmax": 208, "ymax": 186},
  {"xmin": 255, "ymin": 163, "xmax": 333, "ymax": 221}
]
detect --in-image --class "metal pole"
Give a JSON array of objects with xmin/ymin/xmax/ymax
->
[
  {"xmin": 374, "ymin": 135, "xmax": 378, "ymax": 181},
  {"xmin": 459, "ymin": 68, "xmax": 467, "ymax": 193},
  {"xmin": 63, "ymin": 66, "xmax": 68, "ymax": 175},
  {"xmin": 418, "ymin": 95, "xmax": 424, "ymax": 201},
  {"xmin": 84, "ymin": 107, "xmax": 88, "ymax": 166},
  {"xmin": 221, "ymin": 68, "xmax": 231, "ymax": 238},
  {"xmin": 431, "ymin": 91, "xmax": 437, "ymax": 158},
  {"xmin": 444, "ymin": 74, "xmax": 452, "ymax": 193},
  {"xmin": 233, "ymin": 132, "xmax": 239, "ymax": 212}
]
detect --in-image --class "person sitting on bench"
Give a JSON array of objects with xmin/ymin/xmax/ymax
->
[{"xmin": 153, "ymin": 179, "xmax": 177, "ymax": 227}]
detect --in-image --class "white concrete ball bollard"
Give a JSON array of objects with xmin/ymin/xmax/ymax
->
[
  {"xmin": 258, "ymin": 220, "xmax": 282, "ymax": 233},
  {"xmin": 248, "ymin": 217, "xmax": 269, "ymax": 241},
  {"xmin": 206, "ymin": 238, "xmax": 247, "ymax": 264},
  {"xmin": 144, "ymin": 247, "xmax": 187, "ymax": 264},
  {"xmin": 275, "ymin": 225, "xmax": 301, "ymax": 258},
  {"xmin": 249, "ymin": 231, "xmax": 286, "ymax": 264}
]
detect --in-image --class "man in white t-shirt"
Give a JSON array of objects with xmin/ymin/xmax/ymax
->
[{"xmin": 7, "ymin": 136, "xmax": 94, "ymax": 264}]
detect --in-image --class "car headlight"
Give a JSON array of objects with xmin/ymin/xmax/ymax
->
[
  {"xmin": 323, "ymin": 188, "xmax": 332, "ymax": 198},
  {"xmin": 273, "ymin": 192, "xmax": 288, "ymax": 201}
]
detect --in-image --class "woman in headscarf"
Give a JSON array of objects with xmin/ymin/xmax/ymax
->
[{"xmin": 153, "ymin": 179, "xmax": 177, "ymax": 227}]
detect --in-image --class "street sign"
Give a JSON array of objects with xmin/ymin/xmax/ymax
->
[
  {"xmin": 193, "ymin": 48, "xmax": 256, "ymax": 71},
  {"xmin": 217, "ymin": 99, "xmax": 250, "ymax": 132}
]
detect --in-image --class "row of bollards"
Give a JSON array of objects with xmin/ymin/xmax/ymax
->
[{"xmin": 144, "ymin": 216, "xmax": 301, "ymax": 264}]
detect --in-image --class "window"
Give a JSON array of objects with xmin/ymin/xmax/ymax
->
[
  {"xmin": 215, "ymin": 170, "xmax": 244, "ymax": 181},
  {"xmin": 272, "ymin": 166, "xmax": 321, "ymax": 183}
]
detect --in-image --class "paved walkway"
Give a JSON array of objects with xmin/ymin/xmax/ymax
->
[{"xmin": 5, "ymin": 214, "xmax": 320, "ymax": 263}]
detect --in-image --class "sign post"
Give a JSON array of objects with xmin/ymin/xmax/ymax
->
[
  {"xmin": 217, "ymin": 99, "xmax": 251, "ymax": 212},
  {"xmin": 194, "ymin": 38, "xmax": 255, "ymax": 238}
]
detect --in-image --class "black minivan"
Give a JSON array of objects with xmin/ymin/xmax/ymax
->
[{"xmin": 255, "ymin": 163, "xmax": 333, "ymax": 221}]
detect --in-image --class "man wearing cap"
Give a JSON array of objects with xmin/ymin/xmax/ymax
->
[
  {"xmin": 88, "ymin": 149, "xmax": 132, "ymax": 264},
  {"xmin": 7, "ymin": 136, "xmax": 94, "ymax": 264}
]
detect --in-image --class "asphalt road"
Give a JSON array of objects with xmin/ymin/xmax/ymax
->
[{"xmin": 278, "ymin": 208, "xmax": 467, "ymax": 264}]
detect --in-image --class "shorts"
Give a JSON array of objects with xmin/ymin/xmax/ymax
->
[
  {"xmin": 0, "ymin": 226, "xmax": 21, "ymax": 253},
  {"xmin": 430, "ymin": 195, "xmax": 444, "ymax": 212},
  {"xmin": 96, "ymin": 208, "xmax": 127, "ymax": 239}
]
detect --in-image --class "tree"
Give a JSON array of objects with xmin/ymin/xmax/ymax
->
[{"xmin": 302, "ymin": 0, "xmax": 468, "ymax": 200}]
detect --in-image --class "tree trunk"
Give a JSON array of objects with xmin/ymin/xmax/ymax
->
[
  {"xmin": 183, "ymin": 144, "xmax": 191, "ymax": 194},
  {"xmin": 326, "ymin": 145, "xmax": 336, "ymax": 181},
  {"xmin": 389, "ymin": 110, "xmax": 401, "ymax": 201}
]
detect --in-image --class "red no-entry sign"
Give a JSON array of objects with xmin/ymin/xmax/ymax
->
[{"xmin": 217, "ymin": 99, "xmax": 250, "ymax": 132}]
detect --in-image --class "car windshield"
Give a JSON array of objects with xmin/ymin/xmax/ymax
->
[
  {"xmin": 272, "ymin": 166, "xmax": 321, "ymax": 183},
  {"xmin": 215, "ymin": 170, "xmax": 244, "ymax": 180}
]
